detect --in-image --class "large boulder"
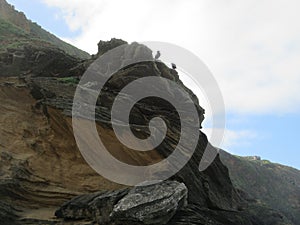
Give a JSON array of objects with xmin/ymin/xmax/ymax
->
[{"xmin": 110, "ymin": 181, "xmax": 188, "ymax": 225}]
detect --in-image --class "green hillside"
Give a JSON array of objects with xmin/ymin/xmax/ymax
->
[
  {"xmin": 220, "ymin": 150, "xmax": 300, "ymax": 225},
  {"xmin": 0, "ymin": 17, "xmax": 26, "ymax": 38},
  {"xmin": 0, "ymin": 0, "xmax": 90, "ymax": 59}
]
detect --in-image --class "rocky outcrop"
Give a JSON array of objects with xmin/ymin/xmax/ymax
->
[
  {"xmin": 0, "ymin": 39, "xmax": 295, "ymax": 225},
  {"xmin": 97, "ymin": 38, "xmax": 128, "ymax": 57},
  {"xmin": 26, "ymin": 42, "xmax": 237, "ymax": 211},
  {"xmin": 55, "ymin": 181, "xmax": 188, "ymax": 225},
  {"xmin": 55, "ymin": 188, "xmax": 129, "ymax": 224},
  {"xmin": 0, "ymin": 45, "xmax": 81, "ymax": 77},
  {"xmin": 20, "ymin": 42, "xmax": 287, "ymax": 225}
]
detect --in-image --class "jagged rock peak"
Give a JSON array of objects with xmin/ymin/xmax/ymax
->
[
  {"xmin": 96, "ymin": 38, "xmax": 154, "ymax": 62},
  {"xmin": 97, "ymin": 38, "xmax": 128, "ymax": 56}
]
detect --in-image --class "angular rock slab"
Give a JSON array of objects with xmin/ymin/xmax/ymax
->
[
  {"xmin": 110, "ymin": 180, "xmax": 188, "ymax": 225},
  {"xmin": 55, "ymin": 188, "xmax": 129, "ymax": 224}
]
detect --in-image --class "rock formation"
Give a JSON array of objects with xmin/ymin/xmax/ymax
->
[
  {"xmin": 2, "ymin": 41, "xmax": 288, "ymax": 224},
  {"xmin": 97, "ymin": 38, "xmax": 128, "ymax": 57},
  {"xmin": 55, "ymin": 181, "xmax": 188, "ymax": 225},
  {"xmin": 0, "ymin": 4, "xmax": 297, "ymax": 223}
]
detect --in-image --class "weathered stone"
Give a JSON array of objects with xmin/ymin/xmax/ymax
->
[{"xmin": 110, "ymin": 181, "xmax": 188, "ymax": 225}]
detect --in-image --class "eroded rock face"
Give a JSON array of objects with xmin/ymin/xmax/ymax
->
[{"xmin": 0, "ymin": 77, "xmax": 125, "ymax": 223}]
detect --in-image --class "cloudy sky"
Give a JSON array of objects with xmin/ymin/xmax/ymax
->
[{"xmin": 8, "ymin": 0, "xmax": 300, "ymax": 169}]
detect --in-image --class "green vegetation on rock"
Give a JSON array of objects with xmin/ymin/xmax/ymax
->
[{"xmin": 57, "ymin": 77, "xmax": 79, "ymax": 85}]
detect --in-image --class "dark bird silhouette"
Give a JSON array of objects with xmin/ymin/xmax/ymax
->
[
  {"xmin": 171, "ymin": 63, "xmax": 177, "ymax": 69},
  {"xmin": 154, "ymin": 51, "xmax": 161, "ymax": 60}
]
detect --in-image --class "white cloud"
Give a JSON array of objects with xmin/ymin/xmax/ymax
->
[
  {"xmin": 41, "ymin": 0, "xmax": 300, "ymax": 115},
  {"xmin": 222, "ymin": 129, "xmax": 257, "ymax": 150},
  {"xmin": 201, "ymin": 127, "xmax": 258, "ymax": 152}
]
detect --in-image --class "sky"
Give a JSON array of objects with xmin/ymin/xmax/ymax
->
[{"xmin": 7, "ymin": 0, "xmax": 300, "ymax": 169}]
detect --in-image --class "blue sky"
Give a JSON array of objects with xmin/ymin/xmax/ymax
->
[
  {"xmin": 225, "ymin": 113, "xmax": 299, "ymax": 168},
  {"xmin": 7, "ymin": 0, "xmax": 300, "ymax": 169},
  {"xmin": 7, "ymin": 0, "xmax": 79, "ymax": 38}
]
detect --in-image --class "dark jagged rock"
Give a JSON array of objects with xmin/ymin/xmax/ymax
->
[
  {"xmin": 55, "ymin": 191, "xmax": 105, "ymax": 220},
  {"xmin": 55, "ymin": 188, "xmax": 129, "ymax": 224},
  {"xmin": 0, "ymin": 201, "xmax": 18, "ymax": 225},
  {"xmin": 97, "ymin": 38, "xmax": 128, "ymax": 57},
  {"xmin": 0, "ymin": 45, "xmax": 81, "ymax": 77},
  {"xmin": 111, "ymin": 181, "xmax": 188, "ymax": 225}
]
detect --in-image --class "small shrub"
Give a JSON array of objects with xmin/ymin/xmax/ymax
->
[{"xmin": 57, "ymin": 77, "xmax": 78, "ymax": 84}]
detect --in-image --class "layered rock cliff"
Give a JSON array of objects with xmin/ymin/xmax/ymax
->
[{"xmin": 0, "ymin": 40, "xmax": 293, "ymax": 224}]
